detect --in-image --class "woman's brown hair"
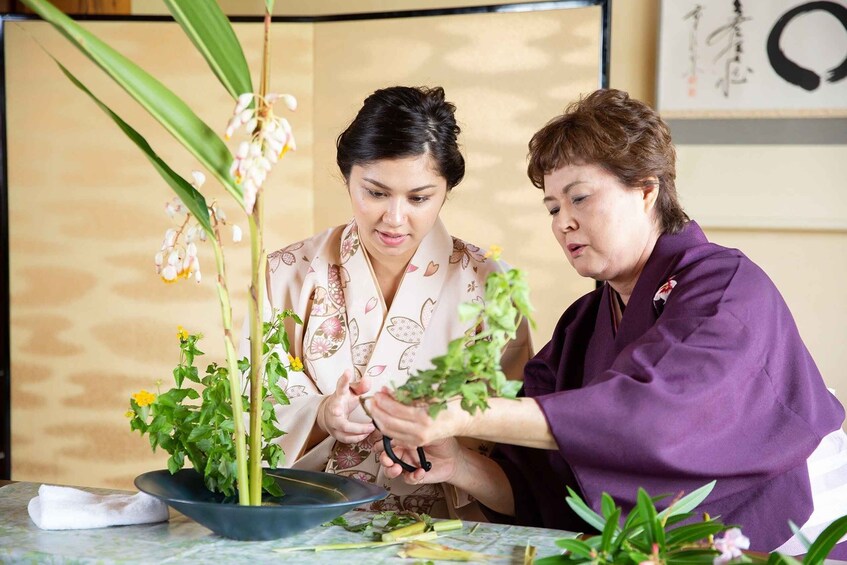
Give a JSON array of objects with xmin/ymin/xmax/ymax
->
[{"xmin": 527, "ymin": 89, "xmax": 688, "ymax": 234}]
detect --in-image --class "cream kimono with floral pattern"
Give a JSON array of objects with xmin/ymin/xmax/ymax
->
[{"xmin": 262, "ymin": 218, "xmax": 532, "ymax": 518}]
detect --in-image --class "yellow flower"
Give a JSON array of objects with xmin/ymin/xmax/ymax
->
[
  {"xmin": 288, "ymin": 354, "xmax": 303, "ymax": 372},
  {"xmin": 124, "ymin": 410, "xmax": 135, "ymax": 418},
  {"xmin": 483, "ymin": 244, "xmax": 503, "ymax": 260},
  {"xmin": 177, "ymin": 326, "xmax": 189, "ymax": 341},
  {"xmin": 132, "ymin": 389, "xmax": 156, "ymax": 407}
]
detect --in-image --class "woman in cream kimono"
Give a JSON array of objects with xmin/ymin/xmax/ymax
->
[{"xmin": 262, "ymin": 86, "xmax": 532, "ymax": 517}]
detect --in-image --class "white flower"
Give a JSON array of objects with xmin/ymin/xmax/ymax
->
[
  {"xmin": 232, "ymin": 224, "xmax": 242, "ymax": 243},
  {"xmin": 164, "ymin": 198, "xmax": 183, "ymax": 218},
  {"xmin": 225, "ymin": 91, "xmax": 297, "ymax": 213},
  {"xmin": 713, "ymin": 528, "xmax": 750, "ymax": 565},
  {"xmin": 191, "ymin": 170, "xmax": 206, "ymax": 188}
]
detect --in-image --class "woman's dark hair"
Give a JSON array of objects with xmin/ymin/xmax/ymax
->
[
  {"xmin": 336, "ymin": 86, "xmax": 465, "ymax": 190},
  {"xmin": 527, "ymin": 89, "xmax": 689, "ymax": 234}
]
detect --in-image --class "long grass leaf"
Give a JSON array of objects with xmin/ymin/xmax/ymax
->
[
  {"xmin": 56, "ymin": 62, "xmax": 212, "ymax": 233},
  {"xmin": 803, "ymin": 514, "xmax": 847, "ymax": 565},
  {"xmin": 566, "ymin": 486, "xmax": 607, "ymax": 532},
  {"xmin": 665, "ymin": 522, "xmax": 726, "ymax": 546},
  {"xmin": 21, "ymin": 0, "xmax": 242, "ymax": 206},
  {"xmin": 601, "ymin": 507, "xmax": 622, "ymax": 553},
  {"xmin": 555, "ymin": 539, "xmax": 595, "ymax": 559},
  {"xmin": 163, "ymin": 0, "xmax": 252, "ymax": 100},
  {"xmin": 658, "ymin": 481, "xmax": 716, "ymax": 521}
]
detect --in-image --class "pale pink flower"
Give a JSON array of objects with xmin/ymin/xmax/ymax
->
[{"xmin": 713, "ymin": 528, "xmax": 750, "ymax": 565}]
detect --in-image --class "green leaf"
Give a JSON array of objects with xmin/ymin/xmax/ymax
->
[
  {"xmin": 637, "ymin": 487, "xmax": 662, "ymax": 546},
  {"xmin": 802, "ymin": 514, "xmax": 847, "ymax": 565},
  {"xmin": 163, "ymin": 0, "xmax": 252, "ymax": 100},
  {"xmin": 565, "ymin": 486, "xmax": 606, "ymax": 533},
  {"xmin": 54, "ymin": 62, "xmax": 213, "ymax": 234},
  {"xmin": 20, "ymin": 0, "xmax": 243, "ymax": 206},
  {"xmin": 187, "ymin": 424, "xmax": 212, "ymax": 442},
  {"xmin": 658, "ymin": 481, "xmax": 716, "ymax": 522},
  {"xmin": 167, "ymin": 453, "xmax": 183, "ymax": 474},
  {"xmin": 766, "ymin": 553, "xmax": 803, "ymax": 565},
  {"xmin": 665, "ymin": 549, "xmax": 723, "ymax": 565},
  {"xmin": 600, "ymin": 507, "xmax": 621, "ymax": 553},
  {"xmin": 665, "ymin": 522, "xmax": 727, "ymax": 547},
  {"xmin": 787, "ymin": 521, "xmax": 812, "ymax": 551},
  {"xmin": 264, "ymin": 0, "xmax": 275, "ymax": 14},
  {"xmin": 554, "ymin": 538, "xmax": 594, "ymax": 559},
  {"xmin": 601, "ymin": 492, "xmax": 616, "ymax": 519}
]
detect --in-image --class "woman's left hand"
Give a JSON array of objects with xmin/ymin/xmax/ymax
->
[{"xmin": 367, "ymin": 389, "xmax": 470, "ymax": 447}]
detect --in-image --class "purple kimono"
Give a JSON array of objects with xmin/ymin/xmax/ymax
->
[{"xmin": 489, "ymin": 221, "xmax": 845, "ymax": 552}]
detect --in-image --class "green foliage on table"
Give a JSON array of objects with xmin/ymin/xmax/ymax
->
[
  {"xmin": 128, "ymin": 310, "xmax": 302, "ymax": 498},
  {"xmin": 394, "ymin": 259, "xmax": 534, "ymax": 418},
  {"xmin": 538, "ymin": 481, "xmax": 847, "ymax": 565}
]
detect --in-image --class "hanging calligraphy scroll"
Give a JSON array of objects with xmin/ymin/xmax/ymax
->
[{"xmin": 657, "ymin": 0, "xmax": 847, "ymax": 118}]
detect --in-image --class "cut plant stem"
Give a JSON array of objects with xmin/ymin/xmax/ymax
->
[
  {"xmin": 247, "ymin": 5, "xmax": 273, "ymax": 505},
  {"xmin": 382, "ymin": 520, "xmax": 427, "ymax": 541},
  {"xmin": 433, "ymin": 519, "xmax": 464, "ymax": 533},
  {"xmin": 210, "ymin": 237, "xmax": 249, "ymax": 505},
  {"xmin": 524, "ymin": 543, "xmax": 537, "ymax": 565},
  {"xmin": 275, "ymin": 531, "xmax": 438, "ymax": 552},
  {"xmin": 397, "ymin": 540, "xmax": 494, "ymax": 561}
]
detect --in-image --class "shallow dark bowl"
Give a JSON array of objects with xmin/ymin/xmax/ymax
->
[{"xmin": 135, "ymin": 468, "xmax": 387, "ymax": 541}]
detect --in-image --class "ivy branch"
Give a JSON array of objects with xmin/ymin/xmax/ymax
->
[{"xmin": 393, "ymin": 248, "xmax": 534, "ymax": 418}]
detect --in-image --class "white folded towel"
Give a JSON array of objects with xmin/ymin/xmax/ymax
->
[{"xmin": 27, "ymin": 484, "xmax": 169, "ymax": 530}]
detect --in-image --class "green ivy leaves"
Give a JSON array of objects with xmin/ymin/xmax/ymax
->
[{"xmin": 394, "ymin": 266, "xmax": 534, "ymax": 418}]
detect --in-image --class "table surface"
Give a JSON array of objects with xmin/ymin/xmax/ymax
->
[{"xmin": 0, "ymin": 481, "xmax": 575, "ymax": 564}]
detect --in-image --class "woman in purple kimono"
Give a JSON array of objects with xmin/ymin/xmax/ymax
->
[{"xmin": 368, "ymin": 89, "xmax": 847, "ymax": 555}]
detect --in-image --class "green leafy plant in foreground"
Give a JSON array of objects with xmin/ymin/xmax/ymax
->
[
  {"xmin": 393, "ymin": 247, "xmax": 534, "ymax": 418},
  {"xmin": 538, "ymin": 481, "xmax": 847, "ymax": 565},
  {"xmin": 128, "ymin": 309, "xmax": 302, "ymax": 498}
]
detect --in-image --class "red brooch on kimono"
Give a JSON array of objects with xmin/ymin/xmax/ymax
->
[{"xmin": 653, "ymin": 277, "xmax": 677, "ymax": 315}]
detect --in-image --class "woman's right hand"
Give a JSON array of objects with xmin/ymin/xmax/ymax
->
[
  {"xmin": 374, "ymin": 437, "xmax": 464, "ymax": 485},
  {"xmin": 316, "ymin": 369, "xmax": 375, "ymax": 444}
]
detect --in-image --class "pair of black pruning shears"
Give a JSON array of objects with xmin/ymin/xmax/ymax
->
[{"xmin": 360, "ymin": 396, "xmax": 432, "ymax": 473}]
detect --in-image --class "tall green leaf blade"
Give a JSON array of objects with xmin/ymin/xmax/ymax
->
[
  {"xmin": 56, "ymin": 62, "xmax": 212, "ymax": 234},
  {"xmin": 665, "ymin": 522, "xmax": 726, "ymax": 546},
  {"xmin": 637, "ymin": 487, "xmax": 662, "ymax": 545},
  {"xmin": 767, "ymin": 553, "xmax": 803, "ymax": 565},
  {"xmin": 601, "ymin": 492, "xmax": 616, "ymax": 519},
  {"xmin": 555, "ymin": 539, "xmax": 595, "ymax": 559},
  {"xmin": 803, "ymin": 514, "xmax": 847, "ymax": 565},
  {"xmin": 601, "ymin": 507, "xmax": 621, "ymax": 553},
  {"xmin": 163, "ymin": 0, "xmax": 252, "ymax": 100},
  {"xmin": 21, "ymin": 0, "xmax": 242, "ymax": 206},
  {"xmin": 658, "ymin": 481, "xmax": 717, "ymax": 521},
  {"xmin": 264, "ymin": 0, "xmax": 275, "ymax": 13},
  {"xmin": 566, "ymin": 486, "xmax": 607, "ymax": 533}
]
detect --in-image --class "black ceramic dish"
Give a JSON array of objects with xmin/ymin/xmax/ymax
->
[{"xmin": 135, "ymin": 468, "xmax": 388, "ymax": 541}]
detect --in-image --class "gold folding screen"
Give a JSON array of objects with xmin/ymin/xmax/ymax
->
[{"xmin": 4, "ymin": 5, "xmax": 602, "ymax": 488}]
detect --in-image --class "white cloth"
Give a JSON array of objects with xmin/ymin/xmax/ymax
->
[
  {"xmin": 773, "ymin": 428, "xmax": 847, "ymax": 554},
  {"xmin": 27, "ymin": 485, "xmax": 169, "ymax": 530}
]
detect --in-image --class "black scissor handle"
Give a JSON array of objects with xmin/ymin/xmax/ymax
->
[{"xmin": 382, "ymin": 435, "xmax": 432, "ymax": 473}]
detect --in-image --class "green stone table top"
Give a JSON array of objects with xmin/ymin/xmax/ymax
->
[{"xmin": 0, "ymin": 481, "xmax": 575, "ymax": 563}]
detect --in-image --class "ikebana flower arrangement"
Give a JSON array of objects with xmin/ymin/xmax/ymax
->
[
  {"xmin": 21, "ymin": 0, "xmax": 298, "ymax": 505},
  {"xmin": 538, "ymin": 481, "xmax": 847, "ymax": 565}
]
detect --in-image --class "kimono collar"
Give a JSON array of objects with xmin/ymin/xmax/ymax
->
[{"xmin": 610, "ymin": 221, "xmax": 709, "ymax": 347}]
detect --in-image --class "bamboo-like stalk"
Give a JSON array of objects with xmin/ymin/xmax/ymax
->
[
  {"xmin": 210, "ymin": 237, "xmax": 250, "ymax": 505},
  {"xmin": 247, "ymin": 5, "xmax": 273, "ymax": 506}
]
